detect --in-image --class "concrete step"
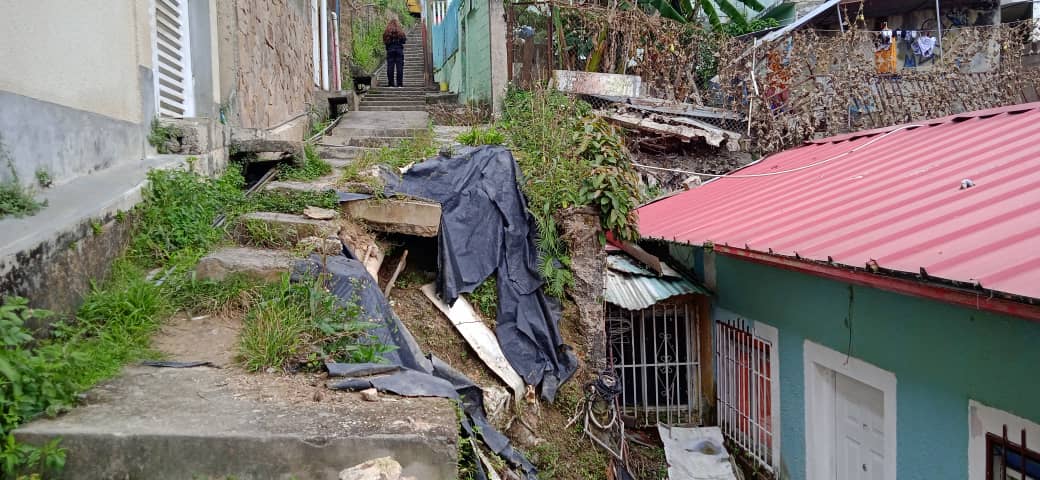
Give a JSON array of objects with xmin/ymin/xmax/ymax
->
[
  {"xmin": 317, "ymin": 145, "xmax": 378, "ymax": 159},
  {"xmin": 336, "ymin": 126, "xmax": 428, "ymax": 138},
  {"xmin": 347, "ymin": 136, "xmax": 413, "ymax": 148},
  {"xmin": 359, "ymin": 105, "xmax": 430, "ymax": 112},
  {"xmin": 361, "ymin": 101, "xmax": 427, "ymax": 107},
  {"xmin": 343, "ymin": 198, "xmax": 441, "ymax": 237},
  {"xmin": 15, "ymin": 367, "xmax": 458, "ymax": 479},
  {"xmin": 263, "ymin": 178, "xmax": 338, "ymax": 194},
  {"xmin": 368, "ymin": 87, "xmax": 437, "ymax": 93},
  {"xmin": 364, "ymin": 92, "xmax": 427, "ymax": 98},
  {"xmin": 194, "ymin": 246, "xmax": 295, "ymax": 282},
  {"xmin": 233, "ymin": 212, "xmax": 337, "ymax": 247}
]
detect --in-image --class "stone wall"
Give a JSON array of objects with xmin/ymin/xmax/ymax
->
[{"xmin": 234, "ymin": 0, "xmax": 315, "ymax": 130}]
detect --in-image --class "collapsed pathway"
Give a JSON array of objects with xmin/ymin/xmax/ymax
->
[{"xmin": 15, "ymin": 107, "xmax": 459, "ymax": 479}]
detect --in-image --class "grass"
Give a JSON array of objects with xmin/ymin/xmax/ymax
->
[
  {"xmin": 351, "ymin": 20, "xmax": 386, "ymax": 74},
  {"xmin": 236, "ymin": 218, "xmax": 298, "ymax": 249},
  {"xmin": 279, "ymin": 144, "xmax": 332, "ymax": 182},
  {"xmin": 238, "ymin": 274, "xmax": 392, "ymax": 372},
  {"xmin": 248, "ymin": 189, "xmax": 338, "ymax": 214}
]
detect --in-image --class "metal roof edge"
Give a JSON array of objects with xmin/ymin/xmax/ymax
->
[{"xmin": 710, "ymin": 245, "xmax": 1040, "ymax": 322}]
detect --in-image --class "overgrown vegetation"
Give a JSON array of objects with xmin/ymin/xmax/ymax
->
[
  {"xmin": 498, "ymin": 87, "xmax": 643, "ymax": 297},
  {"xmin": 0, "ymin": 163, "xmax": 368, "ymax": 474},
  {"xmin": 238, "ymin": 275, "xmax": 392, "ymax": 373},
  {"xmin": 279, "ymin": 144, "xmax": 332, "ymax": 182},
  {"xmin": 33, "ymin": 169, "xmax": 52, "ymax": 189},
  {"xmin": 249, "ymin": 189, "xmax": 338, "ymax": 214},
  {"xmin": 340, "ymin": 128, "xmax": 438, "ymax": 191}
]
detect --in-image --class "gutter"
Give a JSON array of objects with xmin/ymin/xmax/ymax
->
[{"xmin": 709, "ymin": 244, "xmax": 1040, "ymax": 322}]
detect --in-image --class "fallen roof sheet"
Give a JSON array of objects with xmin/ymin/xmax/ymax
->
[
  {"xmin": 637, "ymin": 102, "xmax": 1040, "ymax": 301},
  {"xmin": 605, "ymin": 254, "xmax": 707, "ymax": 310}
]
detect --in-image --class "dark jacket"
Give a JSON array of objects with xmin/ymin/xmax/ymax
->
[{"xmin": 385, "ymin": 36, "xmax": 406, "ymax": 56}]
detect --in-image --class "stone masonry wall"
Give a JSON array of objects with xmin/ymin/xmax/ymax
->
[{"xmin": 235, "ymin": 0, "xmax": 315, "ymax": 130}]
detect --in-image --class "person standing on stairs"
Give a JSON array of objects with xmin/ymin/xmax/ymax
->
[{"xmin": 383, "ymin": 19, "xmax": 407, "ymax": 88}]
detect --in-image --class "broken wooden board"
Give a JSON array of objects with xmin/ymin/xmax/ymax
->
[
  {"xmin": 604, "ymin": 111, "xmax": 741, "ymax": 151},
  {"xmin": 420, "ymin": 284, "xmax": 525, "ymax": 402}
]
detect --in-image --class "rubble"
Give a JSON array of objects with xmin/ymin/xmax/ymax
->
[
  {"xmin": 338, "ymin": 456, "xmax": 417, "ymax": 480},
  {"xmin": 342, "ymin": 198, "xmax": 441, "ymax": 237}
]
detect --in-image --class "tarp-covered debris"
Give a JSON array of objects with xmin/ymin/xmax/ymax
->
[
  {"xmin": 387, "ymin": 146, "xmax": 578, "ymax": 401},
  {"xmin": 657, "ymin": 425, "xmax": 739, "ymax": 480},
  {"xmin": 294, "ymin": 255, "xmax": 536, "ymax": 480}
]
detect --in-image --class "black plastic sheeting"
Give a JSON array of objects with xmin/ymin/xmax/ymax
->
[
  {"xmin": 293, "ymin": 255, "xmax": 536, "ymax": 480},
  {"xmin": 386, "ymin": 145, "xmax": 578, "ymax": 401}
]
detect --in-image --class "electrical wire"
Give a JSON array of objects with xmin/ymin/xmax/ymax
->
[{"xmin": 631, "ymin": 123, "xmax": 922, "ymax": 179}]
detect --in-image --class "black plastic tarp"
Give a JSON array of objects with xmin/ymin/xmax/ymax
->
[
  {"xmin": 386, "ymin": 145, "xmax": 578, "ymax": 401},
  {"xmin": 293, "ymin": 255, "xmax": 536, "ymax": 479}
]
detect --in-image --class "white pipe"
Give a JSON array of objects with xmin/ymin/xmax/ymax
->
[
  {"xmin": 935, "ymin": 0, "xmax": 942, "ymax": 59},
  {"xmin": 332, "ymin": 12, "xmax": 341, "ymax": 90},
  {"xmin": 320, "ymin": 0, "xmax": 330, "ymax": 90}
]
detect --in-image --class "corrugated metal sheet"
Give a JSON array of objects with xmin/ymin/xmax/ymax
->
[
  {"xmin": 638, "ymin": 102, "xmax": 1040, "ymax": 300},
  {"xmin": 604, "ymin": 254, "xmax": 707, "ymax": 310}
]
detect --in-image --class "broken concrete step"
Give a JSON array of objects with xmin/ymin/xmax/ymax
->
[
  {"xmin": 343, "ymin": 198, "xmax": 441, "ymax": 237},
  {"xmin": 318, "ymin": 145, "xmax": 378, "ymax": 160},
  {"xmin": 231, "ymin": 139, "xmax": 304, "ymax": 160},
  {"xmin": 361, "ymin": 101, "xmax": 427, "ymax": 107},
  {"xmin": 15, "ymin": 367, "xmax": 458, "ymax": 479},
  {"xmin": 263, "ymin": 179, "xmax": 338, "ymax": 194},
  {"xmin": 195, "ymin": 246, "xmax": 294, "ymax": 282},
  {"xmin": 233, "ymin": 212, "xmax": 337, "ymax": 247}
]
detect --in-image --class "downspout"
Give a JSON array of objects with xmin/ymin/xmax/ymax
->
[
  {"xmin": 336, "ymin": 0, "xmax": 342, "ymax": 90},
  {"xmin": 332, "ymin": 11, "xmax": 341, "ymax": 90}
]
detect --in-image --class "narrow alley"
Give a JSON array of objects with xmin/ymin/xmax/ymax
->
[{"xmin": 2, "ymin": 1, "xmax": 1040, "ymax": 480}]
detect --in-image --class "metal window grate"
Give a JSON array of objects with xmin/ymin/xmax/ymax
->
[
  {"xmin": 987, "ymin": 426, "xmax": 1040, "ymax": 480},
  {"xmin": 153, "ymin": 0, "xmax": 194, "ymax": 117},
  {"xmin": 716, "ymin": 318, "xmax": 775, "ymax": 471},
  {"xmin": 607, "ymin": 302, "xmax": 700, "ymax": 428}
]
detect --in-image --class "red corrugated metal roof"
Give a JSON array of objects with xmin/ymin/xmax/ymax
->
[{"xmin": 638, "ymin": 102, "xmax": 1040, "ymax": 301}]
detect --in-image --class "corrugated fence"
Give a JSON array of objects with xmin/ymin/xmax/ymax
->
[{"xmin": 430, "ymin": 0, "xmax": 459, "ymax": 69}]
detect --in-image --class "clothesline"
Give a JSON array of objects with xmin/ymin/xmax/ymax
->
[{"xmin": 801, "ymin": 18, "xmax": 1038, "ymax": 34}]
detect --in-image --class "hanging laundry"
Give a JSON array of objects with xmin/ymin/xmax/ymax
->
[
  {"xmin": 874, "ymin": 24, "xmax": 897, "ymax": 73},
  {"xmin": 914, "ymin": 35, "xmax": 937, "ymax": 58}
]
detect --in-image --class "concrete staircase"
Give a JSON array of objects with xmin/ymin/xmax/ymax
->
[
  {"xmin": 13, "ymin": 108, "xmax": 461, "ymax": 479},
  {"xmin": 364, "ymin": 28, "xmax": 432, "ymax": 112}
]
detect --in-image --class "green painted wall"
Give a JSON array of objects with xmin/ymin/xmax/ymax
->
[
  {"xmin": 678, "ymin": 245, "xmax": 1040, "ymax": 479},
  {"xmin": 458, "ymin": 0, "xmax": 491, "ymax": 103}
]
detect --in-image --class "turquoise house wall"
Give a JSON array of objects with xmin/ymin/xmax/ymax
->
[
  {"xmin": 459, "ymin": 0, "xmax": 491, "ymax": 103},
  {"xmin": 673, "ymin": 244, "xmax": 1040, "ymax": 479}
]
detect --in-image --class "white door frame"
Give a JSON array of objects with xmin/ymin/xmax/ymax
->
[{"xmin": 804, "ymin": 340, "xmax": 897, "ymax": 480}]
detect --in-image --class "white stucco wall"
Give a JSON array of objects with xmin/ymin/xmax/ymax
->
[{"xmin": 0, "ymin": 0, "xmax": 150, "ymax": 124}]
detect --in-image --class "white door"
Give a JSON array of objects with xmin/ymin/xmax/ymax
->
[{"xmin": 835, "ymin": 372, "xmax": 886, "ymax": 480}]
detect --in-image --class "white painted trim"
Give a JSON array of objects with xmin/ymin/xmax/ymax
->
[
  {"xmin": 319, "ymin": 0, "xmax": 329, "ymax": 90},
  {"xmin": 311, "ymin": 0, "xmax": 321, "ymax": 87},
  {"xmin": 804, "ymin": 340, "xmax": 898, "ymax": 480},
  {"xmin": 754, "ymin": 320, "xmax": 782, "ymax": 467},
  {"xmin": 968, "ymin": 400, "xmax": 1040, "ymax": 480}
]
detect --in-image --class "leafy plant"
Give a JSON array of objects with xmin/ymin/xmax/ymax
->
[
  {"xmin": 34, "ymin": 169, "xmax": 52, "ymax": 189},
  {"xmin": 0, "ymin": 153, "xmax": 45, "ymax": 219},
  {"xmin": 573, "ymin": 119, "xmax": 644, "ymax": 242},
  {"xmin": 456, "ymin": 126, "xmax": 506, "ymax": 146},
  {"xmin": 147, "ymin": 118, "xmax": 182, "ymax": 154},
  {"xmin": 0, "ymin": 298, "xmax": 71, "ymax": 476},
  {"xmin": 464, "ymin": 276, "xmax": 497, "ymax": 327},
  {"xmin": 249, "ymin": 189, "xmax": 338, "ymax": 214}
]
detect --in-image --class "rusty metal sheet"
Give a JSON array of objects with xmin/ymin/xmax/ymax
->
[{"xmin": 553, "ymin": 70, "xmax": 642, "ymax": 98}]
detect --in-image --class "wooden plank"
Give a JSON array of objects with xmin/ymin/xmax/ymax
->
[{"xmin": 421, "ymin": 284, "xmax": 525, "ymax": 402}]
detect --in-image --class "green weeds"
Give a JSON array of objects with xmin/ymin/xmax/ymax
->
[
  {"xmin": 34, "ymin": 169, "xmax": 52, "ymax": 189},
  {"xmin": 147, "ymin": 118, "xmax": 182, "ymax": 154},
  {"xmin": 464, "ymin": 276, "xmax": 497, "ymax": 327},
  {"xmin": 0, "ymin": 181, "xmax": 45, "ymax": 219},
  {"xmin": 249, "ymin": 189, "xmax": 338, "ymax": 214},
  {"xmin": 279, "ymin": 144, "xmax": 332, "ymax": 182},
  {"xmin": 455, "ymin": 126, "xmax": 505, "ymax": 146},
  {"xmin": 340, "ymin": 128, "xmax": 438, "ymax": 192}
]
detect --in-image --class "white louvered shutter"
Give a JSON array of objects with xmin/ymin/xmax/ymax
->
[{"xmin": 153, "ymin": 0, "xmax": 194, "ymax": 117}]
